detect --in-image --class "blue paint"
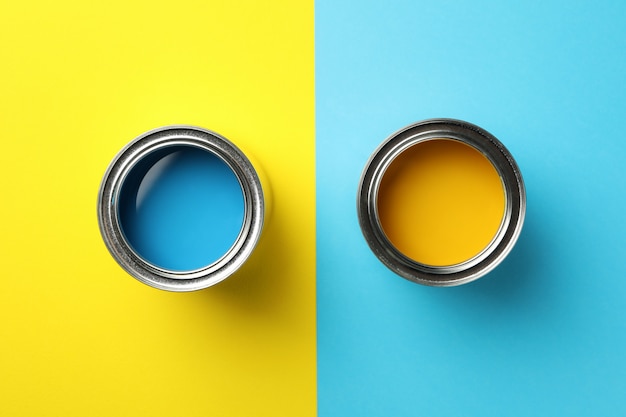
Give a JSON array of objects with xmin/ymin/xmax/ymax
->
[{"xmin": 118, "ymin": 146, "xmax": 245, "ymax": 271}]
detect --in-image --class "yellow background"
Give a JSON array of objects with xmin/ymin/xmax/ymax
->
[{"xmin": 0, "ymin": 1, "xmax": 315, "ymax": 416}]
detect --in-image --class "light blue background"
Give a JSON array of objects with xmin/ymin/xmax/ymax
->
[{"xmin": 316, "ymin": 1, "xmax": 626, "ymax": 415}]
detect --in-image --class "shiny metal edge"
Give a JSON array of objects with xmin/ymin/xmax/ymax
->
[
  {"xmin": 357, "ymin": 118, "xmax": 526, "ymax": 287},
  {"xmin": 97, "ymin": 125, "xmax": 265, "ymax": 292}
]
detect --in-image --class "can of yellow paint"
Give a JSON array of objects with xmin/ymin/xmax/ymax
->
[
  {"xmin": 98, "ymin": 126, "xmax": 268, "ymax": 291},
  {"xmin": 357, "ymin": 119, "xmax": 525, "ymax": 286}
]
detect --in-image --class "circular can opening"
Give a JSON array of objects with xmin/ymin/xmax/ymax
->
[
  {"xmin": 98, "ymin": 126, "xmax": 265, "ymax": 291},
  {"xmin": 117, "ymin": 145, "xmax": 245, "ymax": 271},
  {"xmin": 377, "ymin": 139, "xmax": 506, "ymax": 267},
  {"xmin": 358, "ymin": 119, "xmax": 525, "ymax": 286}
]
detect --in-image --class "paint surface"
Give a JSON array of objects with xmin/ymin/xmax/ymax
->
[
  {"xmin": 377, "ymin": 139, "xmax": 505, "ymax": 266},
  {"xmin": 118, "ymin": 146, "xmax": 245, "ymax": 271}
]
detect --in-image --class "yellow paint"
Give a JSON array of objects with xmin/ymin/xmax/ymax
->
[
  {"xmin": 0, "ymin": 1, "xmax": 315, "ymax": 416},
  {"xmin": 377, "ymin": 139, "xmax": 505, "ymax": 266}
]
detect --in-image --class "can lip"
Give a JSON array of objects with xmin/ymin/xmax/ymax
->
[
  {"xmin": 357, "ymin": 118, "xmax": 526, "ymax": 287},
  {"xmin": 98, "ymin": 125, "xmax": 265, "ymax": 292}
]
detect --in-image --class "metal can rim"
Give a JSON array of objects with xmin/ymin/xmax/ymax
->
[
  {"xmin": 357, "ymin": 118, "xmax": 526, "ymax": 287},
  {"xmin": 97, "ymin": 125, "xmax": 265, "ymax": 292}
]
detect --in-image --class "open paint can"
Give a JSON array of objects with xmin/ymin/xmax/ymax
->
[
  {"xmin": 98, "ymin": 126, "xmax": 266, "ymax": 291},
  {"xmin": 358, "ymin": 119, "xmax": 525, "ymax": 286}
]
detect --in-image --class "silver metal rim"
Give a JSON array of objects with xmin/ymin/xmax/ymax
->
[
  {"xmin": 98, "ymin": 126, "xmax": 265, "ymax": 292},
  {"xmin": 357, "ymin": 119, "xmax": 526, "ymax": 286}
]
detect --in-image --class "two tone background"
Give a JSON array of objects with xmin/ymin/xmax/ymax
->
[{"xmin": 1, "ymin": 1, "xmax": 625, "ymax": 415}]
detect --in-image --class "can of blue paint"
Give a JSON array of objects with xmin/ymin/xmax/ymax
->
[{"xmin": 98, "ymin": 126, "xmax": 267, "ymax": 291}]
